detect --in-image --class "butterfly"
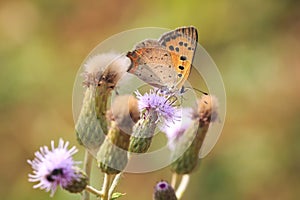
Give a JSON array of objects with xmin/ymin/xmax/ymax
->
[{"xmin": 126, "ymin": 26, "xmax": 198, "ymax": 93}]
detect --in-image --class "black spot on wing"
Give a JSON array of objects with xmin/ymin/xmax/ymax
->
[
  {"xmin": 178, "ymin": 65, "xmax": 184, "ymax": 70},
  {"xmin": 180, "ymin": 55, "xmax": 187, "ymax": 61}
]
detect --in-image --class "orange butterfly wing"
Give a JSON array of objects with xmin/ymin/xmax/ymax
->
[
  {"xmin": 127, "ymin": 26, "xmax": 198, "ymax": 92},
  {"xmin": 127, "ymin": 47, "xmax": 177, "ymax": 89},
  {"xmin": 159, "ymin": 26, "xmax": 198, "ymax": 89}
]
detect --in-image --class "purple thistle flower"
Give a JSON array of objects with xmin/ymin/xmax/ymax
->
[
  {"xmin": 27, "ymin": 139, "xmax": 79, "ymax": 196},
  {"xmin": 135, "ymin": 90, "xmax": 178, "ymax": 126},
  {"xmin": 154, "ymin": 180, "xmax": 177, "ymax": 200},
  {"xmin": 157, "ymin": 181, "xmax": 168, "ymax": 190},
  {"xmin": 164, "ymin": 108, "xmax": 193, "ymax": 150}
]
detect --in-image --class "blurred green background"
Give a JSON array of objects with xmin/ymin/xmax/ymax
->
[{"xmin": 1, "ymin": 0, "xmax": 300, "ymax": 199}]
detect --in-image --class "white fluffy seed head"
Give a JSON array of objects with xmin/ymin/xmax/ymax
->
[
  {"xmin": 84, "ymin": 52, "xmax": 129, "ymax": 74},
  {"xmin": 83, "ymin": 52, "xmax": 131, "ymax": 87}
]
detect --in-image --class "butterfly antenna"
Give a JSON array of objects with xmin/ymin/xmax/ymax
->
[{"xmin": 184, "ymin": 86, "xmax": 208, "ymax": 95}]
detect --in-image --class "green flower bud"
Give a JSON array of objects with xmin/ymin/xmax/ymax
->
[
  {"xmin": 63, "ymin": 167, "xmax": 88, "ymax": 194},
  {"xmin": 170, "ymin": 120, "xmax": 208, "ymax": 174},
  {"xmin": 97, "ymin": 121, "xmax": 129, "ymax": 174},
  {"xmin": 129, "ymin": 110, "xmax": 158, "ymax": 153},
  {"xmin": 97, "ymin": 95, "xmax": 139, "ymax": 174},
  {"xmin": 171, "ymin": 95, "xmax": 218, "ymax": 174},
  {"xmin": 75, "ymin": 86, "xmax": 105, "ymax": 156}
]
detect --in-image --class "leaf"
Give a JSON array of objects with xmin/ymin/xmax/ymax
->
[{"xmin": 110, "ymin": 192, "xmax": 126, "ymax": 200}]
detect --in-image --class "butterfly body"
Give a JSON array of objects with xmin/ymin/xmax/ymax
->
[{"xmin": 127, "ymin": 26, "xmax": 198, "ymax": 93}]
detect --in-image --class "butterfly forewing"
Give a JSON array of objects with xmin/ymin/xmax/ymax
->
[{"xmin": 159, "ymin": 26, "xmax": 198, "ymax": 88}]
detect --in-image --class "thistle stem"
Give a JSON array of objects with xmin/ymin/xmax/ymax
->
[
  {"xmin": 101, "ymin": 173, "xmax": 113, "ymax": 200},
  {"xmin": 108, "ymin": 173, "xmax": 122, "ymax": 199},
  {"xmin": 175, "ymin": 174, "xmax": 190, "ymax": 199},
  {"xmin": 85, "ymin": 185, "xmax": 103, "ymax": 197},
  {"xmin": 82, "ymin": 150, "xmax": 93, "ymax": 200},
  {"xmin": 171, "ymin": 173, "xmax": 178, "ymax": 189}
]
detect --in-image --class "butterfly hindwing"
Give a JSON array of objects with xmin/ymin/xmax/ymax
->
[
  {"xmin": 127, "ymin": 47, "xmax": 177, "ymax": 89},
  {"xmin": 135, "ymin": 39, "xmax": 162, "ymax": 49}
]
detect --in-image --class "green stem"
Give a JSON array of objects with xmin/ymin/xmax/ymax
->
[
  {"xmin": 175, "ymin": 174, "xmax": 190, "ymax": 199},
  {"xmin": 101, "ymin": 174, "xmax": 113, "ymax": 200},
  {"xmin": 82, "ymin": 150, "xmax": 93, "ymax": 200},
  {"xmin": 85, "ymin": 185, "xmax": 103, "ymax": 198},
  {"xmin": 171, "ymin": 173, "xmax": 178, "ymax": 189},
  {"xmin": 108, "ymin": 173, "xmax": 122, "ymax": 199}
]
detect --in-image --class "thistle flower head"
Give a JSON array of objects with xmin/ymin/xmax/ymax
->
[
  {"xmin": 135, "ymin": 90, "xmax": 178, "ymax": 126},
  {"xmin": 163, "ymin": 108, "xmax": 193, "ymax": 150},
  {"xmin": 153, "ymin": 180, "xmax": 177, "ymax": 200},
  {"xmin": 27, "ymin": 139, "xmax": 80, "ymax": 196}
]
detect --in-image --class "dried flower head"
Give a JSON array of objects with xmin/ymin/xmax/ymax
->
[
  {"xmin": 27, "ymin": 139, "xmax": 80, "ymax": 196},
  {"xmin": 83, "ymin": 53, "xmax": 131, "ymax": 88},
  {"xmin": 106, "ymin": 95, "xmax": 140, "ymax": 134},
  {"xmin": 193, "ymin": 95, "xmax": 219, "ymax": 124}
]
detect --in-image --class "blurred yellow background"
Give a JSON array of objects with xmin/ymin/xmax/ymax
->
[{"xmin": 1, "ymin": 0, "xmax": 300, "ymax": 199}]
